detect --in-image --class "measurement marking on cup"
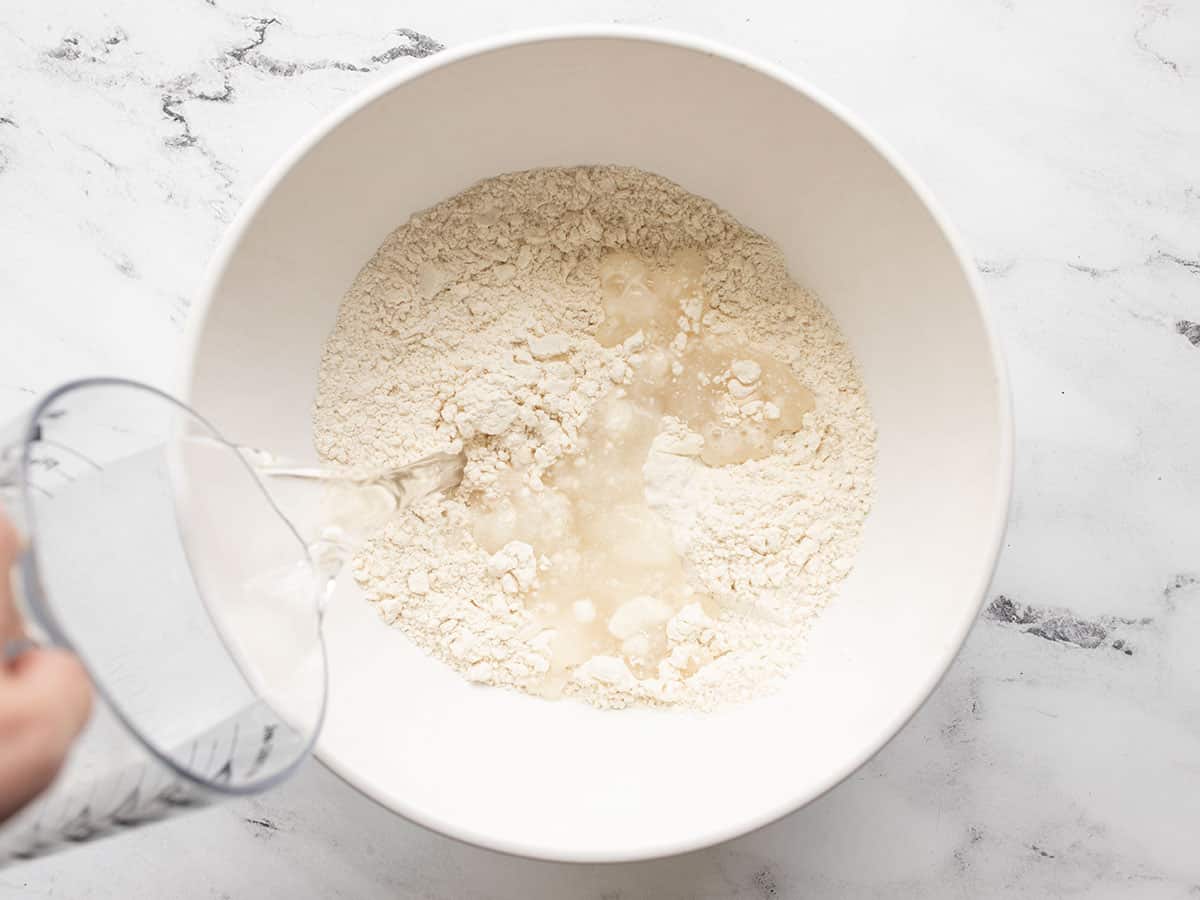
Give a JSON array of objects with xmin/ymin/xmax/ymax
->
[
  {"xmin": 50, "ymin": 779, "xmax": 96, "ymax": 839},
  {"xmin": 60, "ymin": 780, "xmax": 103, "ymax": 842},
  {"xmin": 11, "ymin": 819, "xmax": 44, "ymax": 860},
  {"xmin": 111, "ymin": 769, "xmax": 146, "ymax": 826},
  {"xmin": 40, "ymin": 438, "xmax": 102, "ymax": 470},
  {"xmin": 157, "ymin": 782, "xmax": 193, "ymax": 807},
  {"xmin": 245, "ymin": 724, "xmax": 276, "ymax": 779},
  {"xmin": 110, "ymin": 788, "xmax": 140, "ymax": 825},
  {"xmin": 156, "ymin": 741, "xmax": 201, "ymax": 807},
  {"xmin": 210, "ymin": 723, "xmax": 240, "ymax": 785},
  {"xmin": 203, "ymin": 736, "xmax": 218, "ymax": 773},
  {"xmin": 100, "ymin": 768, "xmax": 126, "ymax": 824},
  {"xmin": 61, "ymin": 806, "xmax": 95, "ymax": 842}
]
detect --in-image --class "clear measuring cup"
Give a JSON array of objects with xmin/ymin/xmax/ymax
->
[{"xmin": 0, "ymin": 378, "xmax": 328, "ymax": 863}]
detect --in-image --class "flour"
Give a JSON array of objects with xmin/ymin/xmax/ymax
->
[{"xmin": 314, "ymin": 166, "xmax": 875, "ymax": 710}]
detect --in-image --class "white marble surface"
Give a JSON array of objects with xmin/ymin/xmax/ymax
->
[{"xmin": 2, "ymin": 0, "xmax": 1199, "ymax": 896}]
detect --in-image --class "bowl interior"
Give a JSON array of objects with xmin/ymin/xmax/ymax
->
[{"xmin": 187, "ymin": 33, "xmax": 1008, "ymax": 861}]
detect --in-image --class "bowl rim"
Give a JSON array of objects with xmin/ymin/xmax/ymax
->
[{"xmin": 183, "ymin": 24, "xmax": 1014, "ymax": 863}]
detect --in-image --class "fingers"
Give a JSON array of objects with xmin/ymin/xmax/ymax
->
[
  {"xmin": 0, "ymin": 507, "xmax": 94, "ymax": 823},
  {"xmin": 0, "ymin": 508, "xmax": 24, "ymax": 651},
  {"xmin": 0, "ymin": 649, "xmax": 93, "ymax": 822},
  {"xmin": 10, "ymin": 649, "xmax": 93, "ymax": 743},
  {"xmin": 0, "ymin": 511, "xmax": 17, "ymax": 564},
  {"xmin": 0, "ymin": 715, "xmax": 62, "ymax": 822}
]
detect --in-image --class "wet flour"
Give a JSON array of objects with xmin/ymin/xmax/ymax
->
[{"xmin": 314, "ymin": 166, "xmax": 875, "ymax": 709}]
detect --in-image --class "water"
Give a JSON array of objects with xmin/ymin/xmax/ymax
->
[
  {"xmin": 242, "ymin": 447, "xmax": 466, "ymax": 584},
  {"xmin": 470, "ymin": 250, "xmax": 815, "ymax": 694}
]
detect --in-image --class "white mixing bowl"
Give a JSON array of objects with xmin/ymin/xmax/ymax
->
[{"xmin": 185, "ymin": 28, "xmax": 1012, "ymax": 862}]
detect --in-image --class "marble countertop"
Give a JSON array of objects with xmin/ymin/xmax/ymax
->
[{"xmin": 2, "ymin": 1, "xmax": 1199, "ymax": 896}]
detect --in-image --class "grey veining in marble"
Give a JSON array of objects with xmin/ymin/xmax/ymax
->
[{"xmin": 1, "ymin": 0, "xmax": 1199, "ymax": 896}]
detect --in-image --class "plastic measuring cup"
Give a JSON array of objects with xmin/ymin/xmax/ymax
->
[{"xmin": 0, "ymin": 378, "xmax": 328, "ymax": 863}]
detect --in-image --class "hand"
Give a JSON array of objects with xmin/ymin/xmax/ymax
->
[{"xmin": 0, "ymin": 507, "xmax": 92, "ymax": 822}]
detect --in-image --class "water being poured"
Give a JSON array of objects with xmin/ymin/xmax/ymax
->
[
  {"xmin": 470, "ymin": 250, "xmax": 815, "ymax": 694},
  {"xmin": 241, "ymin": 447, "xmax": 466, "ymax": 584}
]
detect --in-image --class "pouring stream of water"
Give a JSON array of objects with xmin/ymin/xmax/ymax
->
[{"xmin": 239, "ymin": 447, "xmax": 466, "ymax": 592}]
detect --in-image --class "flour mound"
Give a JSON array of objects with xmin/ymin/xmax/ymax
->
[{"xmin": 314, "ymin": 166, "xmax": 875, "ymax": 710}]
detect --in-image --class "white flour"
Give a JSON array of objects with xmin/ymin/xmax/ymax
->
[{"xmin": 314, "ymin": 166, "xmax": 875, "ymax": 709}]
